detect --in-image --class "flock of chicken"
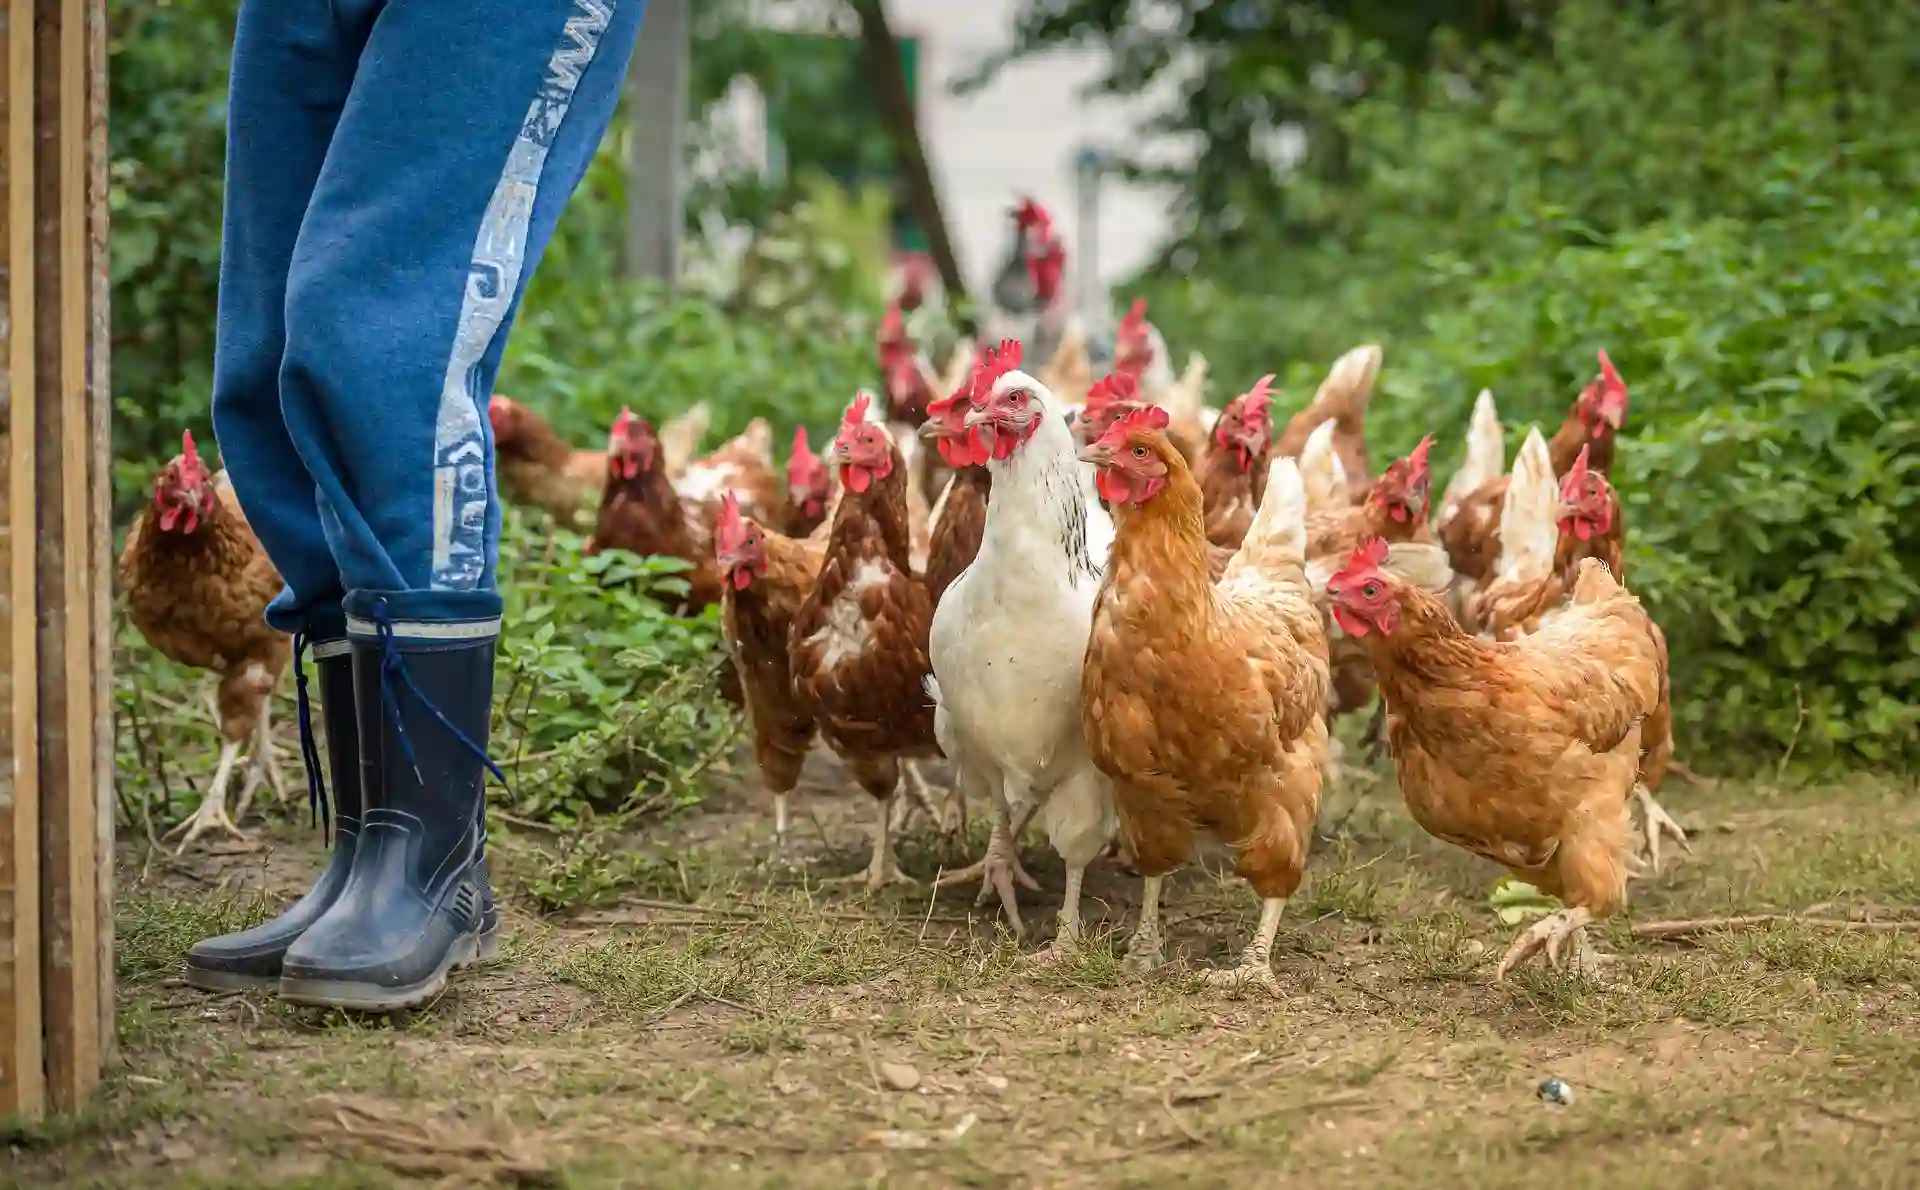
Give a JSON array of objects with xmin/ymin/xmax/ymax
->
[
  {"xmin": 482, "ymin": 277, "xmax": 1683, "ymax": 990},
  {"xmin": 122, "ymin": 196, "xmax": 1684, "ymax": 990}
]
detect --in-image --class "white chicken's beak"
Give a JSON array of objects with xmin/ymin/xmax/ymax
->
[{"xmin": 963, "ymin": 407, "xmax": 993, "ymax": 430}]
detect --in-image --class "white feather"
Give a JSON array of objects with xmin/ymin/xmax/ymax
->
[
  {"xmin": 1439, "ymin": 389, "xmax": 1503, "ymax": 525},
  {"xmin": 1297, "ymin": 419, "xmax": 1350, "ymax": 515},
  {"xmin": 1494, "ymin": 427, "xmax": 1558, "ymax": 584}
]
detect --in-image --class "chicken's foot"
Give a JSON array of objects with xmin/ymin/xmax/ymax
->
[
  {"xmin": 1198, "ymin": 897, "xmax": 1285, "ymax": 997},
  {"xmin": 1361, "ymin": 699, "xmax": 1391, "ymax": 764},
  {"xmin": 165, "ymin": 741, "xmax": 250, "ymax": 852},
  {"xmin": 1635, "ymin": 785, "xmax": 1692, "ymax": 875},
  {"xmin": 1026, "ymin": 865, "xmax": 1088, "ymax": 966},
  {"xmin": 1122, "ymin": 874, "xmax": 1166, "ymax": 975},
  {"xmin": 934, "ymin": 801, "xmax": 1039, "ymax": 938},
  {"xmin": 885, "ymin": 761, "xmax": 946, "ymax": 835},
  {"xmin": 826, "ymin": 797, "xmax": 917, "ymax": 891},
  {"xmin": 766, "ymin": 792, "xmax": 802, "ymax": 869},
  {"xmin": 1495, "ymin": 906, "xmax": 1605, "ymax": 981}
]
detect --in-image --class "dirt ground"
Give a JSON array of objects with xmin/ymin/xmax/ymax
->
[{"xmin": 7, "ymin": 749, "xmax": 1920, "ymax": 1189}]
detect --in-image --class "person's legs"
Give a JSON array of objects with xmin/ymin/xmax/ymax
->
[
  {"xmin": 189, "ymin": 0, "xmax": 381, "ymax": 991},
  {"xmin": 275, "ymin": 0, "xmax": 645, "ymax": 1009}
]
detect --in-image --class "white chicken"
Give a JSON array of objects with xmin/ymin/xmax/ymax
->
[{"xmin": 926, "ymin": 340, "xmax": 1117, "ymax": 954}]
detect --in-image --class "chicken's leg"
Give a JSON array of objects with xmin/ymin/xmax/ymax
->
[
  {"xmin": 1199, "ymin": 897, "xmax": 1285, "ymax": 996},
  {"xmin": 1495, "ymin": 905, "xmax": 1607, "ymax": 981},
  {"xmin": 935, "ymin": 800, "xmax": 1039, "ymax": 938},
  {"xmin": 828, "ymin": 795, "xmax": 917, "ymax": 891},
  {"xmin": 1122, "ymin": 874, "xmax": 1166, "ymax": 975},
  {"xmin": 236, "ymin": 704, "xmax": 279, "ymax": 821},
  {"xmin": 1027, "ymin": 864, "xmax": 1088, "ymax": 965},
  {"xmin": 165, "ymin": 741, "xmax": 249, "ymax": 851},
  {"xmin": 1635, "ymin": 785, "xmax": 1692, "ymax": 875}
]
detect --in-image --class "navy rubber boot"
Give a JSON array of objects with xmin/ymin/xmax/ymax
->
[
  {"xmin": 278, "ymin": 621, "xmax": 502, "ymax": 1010},
  {"xmin": 184, "ymin": 638, "xmax": 362, "ymax": 990}
]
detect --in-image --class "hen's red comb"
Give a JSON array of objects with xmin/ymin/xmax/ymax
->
[
  {"xmin": 1340, "ymin": 535, "xmax": 1391, "ymax": 579},
  {"xmin": 716, "ymin": 491, "xmax": 746, "ymax": 553},
  {"xmin": 1241, "ymin": 374, "xmax": 1278, "ymax": 416},
  {"xmin": 1013, "ymin": 196, "xmax": 1051, "ymax": 231},
  {"xmin": 1118, "ymin": 298, "xmax": 1148, "ymax": 337},
  {"xmin": 843, "ymin": 392, "xmax": 874, "ymax": 430},
  {"xmin": 182, "ymin": 429, "xmax": 200, "ymax": 463},
  {"xmin": 613, "ymin": 406, "xmax": 636, "ymax": 434},
  {"xmin": 1597, "ymin": 348, "xmax": 1622, "ymax": 390},
  {"xmin": 791, "ymin": 425, "xmax": 815, "ymax": 460},
  {"xmin": 1084, "ymin": 369, "xmax": 1139, "ymax": 413},
  {"xmin": 1095, "ymin": 403, "xmax": 1170, "ymax": 449},
  {"xmin": 1406, "ymin": 433, "xmax": 1435, "ymax": 479},
  {"xmin": 879, "ymin": 303, "xmax": 905, "ymax": 341},
  {"xmin": 968, "ymin": 339, "xmax": 1025, "ymax": 404},
  {"xmin": 1560, "ymin": 444, "xmax": 1593, "ymax": 499}
]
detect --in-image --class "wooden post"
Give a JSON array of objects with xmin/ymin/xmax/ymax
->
[
  {"xmin": 0, "ymin": 0, "xmax": 112, "ymax": 1121},
  {"xmin": 624, "ymin": 0, "xmax": 687, "ymax": 287},
  {"xmin": 1, "ymin": 0, "xmax": 47, "ymax": 1122}
]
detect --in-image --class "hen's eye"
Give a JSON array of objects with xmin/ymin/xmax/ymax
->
[
  {"xmin": 1131, "ymin": 444, "xmax": 1148, "ymax": 459},
  {"xmin": 1361, "ymin": 582, "xmax": 1381, "ymax": 598},
  {"xmin": 1010, "ymin": 391, "xmax": 1028, "ymax": 407}
]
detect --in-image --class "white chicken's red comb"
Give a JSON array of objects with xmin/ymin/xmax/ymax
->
[{"xmin": 968, "ymin": 339, "xmax": 1025, "ymax": 405}]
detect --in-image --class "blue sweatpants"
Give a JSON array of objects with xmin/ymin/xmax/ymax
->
[{"xmin": 211, "ymin": 0, "xmax": 645, "ymax": 644}]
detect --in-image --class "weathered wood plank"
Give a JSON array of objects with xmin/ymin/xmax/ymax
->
[
  {"xmin": 84, "ymin": 0, "xmax": 109, "ymax": 1069},
  {"xmin": 0, "ymin": 0, "xmax": 45, "ymax": 1121},
  {"xmin": 32, "ymin": 0, "xmax": 102, "ymax": 1113}
]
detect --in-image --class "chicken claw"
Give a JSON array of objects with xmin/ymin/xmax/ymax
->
[
  {"xmin": 1025, "ymin": 866, "xmax": 1089, "ymax": 966},
  {"xmin": 936, "ymin": 806, "xmax": 1038, "ymax": 938},
  {"xmin": 827, "ymin": 798, "xmax": 918, "ymax": 891},
  {"xmin": 1121, "ymin": 875, "xmax": 1167, "ymax": 975},
  {"xmin": 1196, "ymin": 897, "xmax": 1286, "ymax": 997},
  {"xmin": 165, "ymin": 740, "xmax": 252, "ymax": 852},
  {"xmin": 1635, "ymin": 786, "xmax": 1692, "ymax": 875},
  {"xmin": 1495, "ymin": 906, "xmax": 1603, "ymax": 982}
]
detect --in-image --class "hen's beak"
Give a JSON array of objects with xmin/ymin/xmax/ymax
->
[
  {"xmin": 1554, "ymin": 500, "xmax": 1582, "ymax": 523},
  {"xmin": 824, "ymin": 441, "xmax": 851, "ymax": 467},
  {"xmin": 917, "ymin": 419, "xmax": 947, "ymax": 441},
  {"xmin": 1077, "ymin": 442, "xmax": 1108, "ymax": 467},
  {"xmin": 962, "ymin": 407, "xmax": 993, "ymax": 429}
]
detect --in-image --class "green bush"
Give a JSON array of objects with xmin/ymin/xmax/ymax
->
[{"xmin": 1127, "ymin": 0, "xmax": 1920, "ymax": 767}]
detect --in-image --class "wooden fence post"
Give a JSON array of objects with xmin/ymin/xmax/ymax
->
[{"xmin": 1, "ymin": 0, "xmax": 112, "ymax": 1122}]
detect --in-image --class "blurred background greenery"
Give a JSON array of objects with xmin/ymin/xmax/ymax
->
[{"xmin": 110, "ymin": 0, "xmax": 1917, "ymax": 844}]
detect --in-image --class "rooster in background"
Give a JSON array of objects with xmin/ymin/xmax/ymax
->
[
  {"xmin": 120, "ymin": 431, "xmax": 290, "ymax": 849},
  {"xmin": 876, "ymin": 302, "xmax": 940, "ymax": 427},
  {"xmin": 927, "ymin": 340, "xmax": 1116, "ymax": 952}
]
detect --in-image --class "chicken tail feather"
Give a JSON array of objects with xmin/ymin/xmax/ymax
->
[
  {"xmin": 1439, "ymin": 389, "xmax": 1503, "ymax": 520},
  {"xmin": 1297, "ymin": 420, "xmax": 1349, "ymax": 515},
  {"xmin": 1494, "ymin": 426, "xmax": 1557, "ymax": 583},
  {"xmin": 1226, "ymin": 457, "xmax": 1307, "ymax": 582}
]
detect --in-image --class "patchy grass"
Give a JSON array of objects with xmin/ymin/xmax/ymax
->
[{"xmin": 10, "ymin": 760, "xmax": 1920, "ymax": 1189}]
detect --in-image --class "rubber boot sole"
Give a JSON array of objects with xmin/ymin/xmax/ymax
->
[
  {"xmin": 277, "ymin": 921, "xmax": 502, "ymax": 1012},
  {"xmin": 181, "ymin": 965, "xmax": 280, "ymax": 994}
]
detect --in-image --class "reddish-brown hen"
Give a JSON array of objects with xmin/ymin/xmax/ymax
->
[
  {"xmin": 1197, "ymin": 374, "xmax": 1279, "ymax": 551},
  {"xmin": 585, "ymin": 408, "xmax": 723, "ymax": 615},
  {"xmin": 1461, "ymin": 442, "xmax": 1687, "ymax": 872},
  {"xmin": 488, "ymin": 395, "xmax": 606, "ymax": 530},
  {"xmin": 782, "ymin": 426, "xmax": 836, "ymax": 539},
  {"xmin": 916, "ymin": 382, "xmax": 992, "ymax": 607},
  {"xmin": 788, "ymin": 393, "xmax": 942, "ymax": 889},
  {"xmin": 1081, "ymin": 407, "xmax": 1329, "ymax": 994},
  {"xmin": 1329, "ymin": 537, "xmax": 1664, "ymax": 980},
  {"xmin": 120, "ymin": 432, "xmax": 291, "ymax": 849},
  {"xmin": 715, "ymin": 493, "xmax": 829, "ymax": 861},
  {"xmin": 1439, "ymin": 350, "xmax": 1630, "ymax": 589}
]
